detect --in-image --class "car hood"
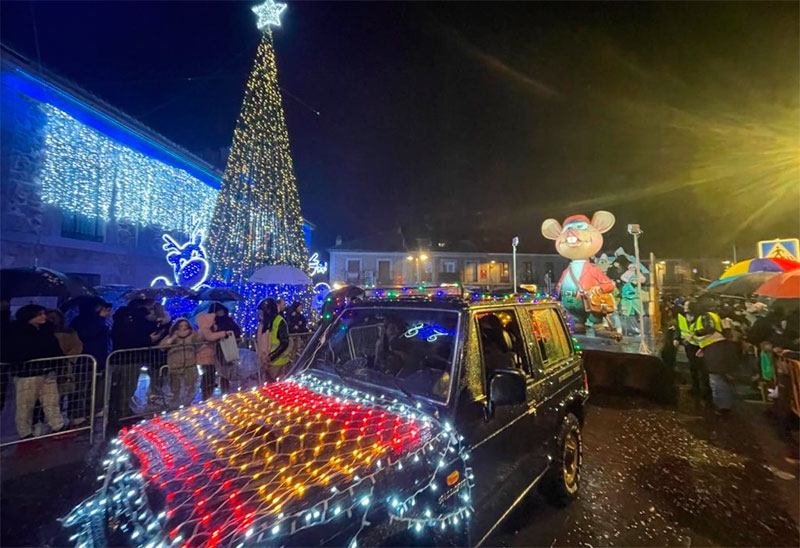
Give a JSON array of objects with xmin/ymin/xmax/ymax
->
[{"xmin": 66, "ymin": 373, "xmax": 457, "ymax": 547}]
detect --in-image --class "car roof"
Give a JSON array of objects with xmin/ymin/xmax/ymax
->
[{"xmin": 347, "ymin": 294, "xmax": 562, "ymax": 313}]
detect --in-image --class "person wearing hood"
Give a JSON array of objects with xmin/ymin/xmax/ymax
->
[
  {"xmin": 159, "ymin": 318, "xmax": 201, "ymax": 409},
  {"xmin": 8, "ymin": 304, "xmax": 65, "ymax": 439},
  {"xmin": 196, "ymin": 312, "xmax": 233, "ymax": 400}
]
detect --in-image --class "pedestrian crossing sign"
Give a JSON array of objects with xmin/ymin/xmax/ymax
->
[{"xmin": 757, "ymin": 238, "xmax": 799, "ymax": 261}]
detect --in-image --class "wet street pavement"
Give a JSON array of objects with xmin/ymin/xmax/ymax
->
[
  {"xmin": 490, "ymin": 390, "xmax": 800, "ymax": 548},
  {"xmin": 2, "ymin": 388, "xmax": 799, "ymax": 547}
]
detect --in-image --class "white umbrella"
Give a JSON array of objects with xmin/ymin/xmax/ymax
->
[{"xmin": 249, "ymin": 265, "xmax": 312, "ymax": 285}]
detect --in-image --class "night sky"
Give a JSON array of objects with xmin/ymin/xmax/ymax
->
[{"xmin": 2, "ymin": 1, "xmax": 798, "ymax": 258}]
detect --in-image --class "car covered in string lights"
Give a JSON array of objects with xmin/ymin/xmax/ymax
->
[{"xmin": 64, "ymin": 286, "xmax": 588, "ymax": 547}]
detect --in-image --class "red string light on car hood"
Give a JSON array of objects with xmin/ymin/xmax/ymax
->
[{"xmin": 113, "ymin": 376, "xmax": 434, "ymax": 547}]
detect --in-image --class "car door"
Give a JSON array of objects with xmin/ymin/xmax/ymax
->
[
  {"xmin": 523, "ymin": 306, "xmax": 582, "ymax": 452},
  {"xmin": 454, "ymin": 308, "xmax": 551, "ymax": 546}
]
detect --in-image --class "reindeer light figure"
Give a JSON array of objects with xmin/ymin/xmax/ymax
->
[{"xmin": 150, "ymin": 222, "xmax": 211, "ymax": 291}]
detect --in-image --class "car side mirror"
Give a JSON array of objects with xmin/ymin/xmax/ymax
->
[{"xmin": 489, "ymin": 369, "xmax": 527, "ymax": 406}]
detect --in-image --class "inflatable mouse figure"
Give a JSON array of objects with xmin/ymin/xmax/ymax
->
[{"xmin": 541, "ymin": 211, "xmax": 617, "ymax": 332}]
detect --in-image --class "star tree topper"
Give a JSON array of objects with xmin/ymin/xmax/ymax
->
[{"xmin": 252, "ymin": 0, "xmax": 287, "ymax": 30}]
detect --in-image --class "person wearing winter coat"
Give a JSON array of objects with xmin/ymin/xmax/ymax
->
[
  {"xmin": 256, "ymin": 298, "xmax": 290, "ymax": 383},
  {"xmin": 698, "ymin": 333, "xmax": 738, "ymax": 414},
  {"xmin": 159, "ymin": 319, "xmax": 201, "ymax": 409},
  {"xmin": 286, "ymin": 302, "xmax": 308, "ymax": 334},
  {"xmin": 46, "ymin": 309, "xmax": 86, "ymax": 426},
  {"xmin": 70, "ymin": 300, "xmax": 111, "ymax": 372},
  {"xmin": 8, "ymin": 304, "xmax": 65, "ymax": 439},
  {"xmin": 195, "ymin": 313, "xmax": 232, "ymax": 400},
  {"xmin": 108, "ymin": 299, "xmax": 161, "ymax": 427},
  {"xmin": 208, "ymin": 303, "xmax": 242, "ymax": 394}
]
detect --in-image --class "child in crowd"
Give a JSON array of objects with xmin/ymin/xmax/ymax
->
[{"xmin": 159, "ymin": 318, "xmax": 201, "ymax": 409}]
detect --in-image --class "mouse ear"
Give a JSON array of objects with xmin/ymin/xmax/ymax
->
[
  {"xmin": 541, "ymin": 218, "xmax": 562, "ymax": 240},
  {"xmin": 590, "ymin": 211, "xmax": 616, "ymax": 233}
]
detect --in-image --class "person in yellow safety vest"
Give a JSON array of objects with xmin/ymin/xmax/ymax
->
[
  {"xmin": 256, "ymin": 298, "xmax": 291, "ymax": 383},
  {"xmin": 694, "ymin": 311, "xmax": 737, "ymax": 414},
  {"xmin": 678, "ymin": 301, "xmax": 712, "ymax": 402},
  {"xmin": 693, "ymin": 311, "xmax": 724, "ymax": 348}
]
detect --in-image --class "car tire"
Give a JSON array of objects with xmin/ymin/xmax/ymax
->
[{"xmin": 541, "ymin": 412, "xmax": 582, "ymax": 506}]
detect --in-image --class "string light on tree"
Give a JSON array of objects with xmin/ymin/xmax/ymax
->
[
  {"xmin": 252, "ymin": 0, "xmax": 287, "ymax": 30},
  {"xmin": 206, "ymin": 0, "xmax": 308, "ymax": 285}
]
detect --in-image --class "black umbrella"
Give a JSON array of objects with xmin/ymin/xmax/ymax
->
[
  {"xmin": 191, "ymin": 287, "xmax": 243, "ymax": 301},
  {"xmin": 60, "ymin": 294, "xmax": 108, "ymax": 312},
  {"xmin": 0, "ymin": 267, "xmax": 95, "ymax": 304},
  {"xmin": 121, "ymin": 286, "xmax": 196, "ymax": 301}
]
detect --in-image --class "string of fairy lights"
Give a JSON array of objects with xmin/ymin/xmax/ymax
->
[
  {"xmin": 64, "ymin": 374, "xmax": 473, "ymax": 548},
  {"xmin": 39, "ymin": 104, "xmax": 218, "ymax": 236},
  {"xmin": 206, "ymin": 24, "xmax": 308, "ymax": 284}
]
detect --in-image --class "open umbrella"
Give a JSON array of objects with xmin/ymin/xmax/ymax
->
[
  {"xmin": 60, "ymin": 294, "xmax": 108, "ymax": 312},
  {"xmin": 754, "ymin": 270, "xmax": 800, "ymax": 299},
  {"xmin": 121, "ymin": 286, "xmax": 196, "ymax": 301},
  {"xmin": 191, "ymin": 287, "xmax": 243, "ymax": 301},
  {"xmin": 248, "ymin": 265, "xmax": 311, "ymax": 285},
  {"xmin": 0, "ymin": 267, "xmax": 95, "ymax": 303},
  {"xmin": 707, "ymin": 272, "xmax": 779, "ymax": 295},
  {"xmin": 721, "ymin": 257, "xmax": 800, "ymax": 278}
]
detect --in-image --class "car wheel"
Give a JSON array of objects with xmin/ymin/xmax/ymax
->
[{"xmin": 542, "ymin": 412, "xmax": 582, "ymax": 506}]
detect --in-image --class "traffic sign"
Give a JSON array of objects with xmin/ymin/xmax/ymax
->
[{"xmin": 757, "ymin": 238, "xmax": 799, "ymax": 261}]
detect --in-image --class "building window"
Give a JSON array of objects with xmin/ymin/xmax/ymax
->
[
  {"xmin": 377, "ymin": 260, "xmax": 391, "ymax": 285},
  {"xmin": 523, "ymin": 261, "xmax": 533, "ymax": 283},
  {"xmin": 500, "ymin": 262, "xmax": 510, "ymax": 283},
  {"xmin": 61, "ymin": 213, "xmax": 104, "ymax": 242},
  {"xmin": 346, "ymin": 259, "xmax": 361, "ymax": 281},
  {"xmin": 442, "ymin": 260, "xmax": 456, "ymax": 273},
  {"xmin": 465, "ymin": 261, "xmax": 478, "ymax": 283}
]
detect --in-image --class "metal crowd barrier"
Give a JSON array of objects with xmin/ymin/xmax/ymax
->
[
  {"xmin": 0, "ymin": 355, "xmax": 98, "ymax": 447},
  {"xmin": 779, "ymin": 355, "xmax": 800, "ymax": 418},
  {"xmin": 102, "ymin": 333, "xmax": 314, "ymax": 438}
]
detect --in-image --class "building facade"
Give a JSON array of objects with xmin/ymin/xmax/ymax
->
[
  {"xmin": 328, "ymin": 231, "xmax": 727, "ymax": 298},
  {"xmin": 328, "ymin": 231, "xmax": 569, "ymax": 290},
  {"xmin": 0, "ymin": 47, "xmax": 313, "ymax": 288}
]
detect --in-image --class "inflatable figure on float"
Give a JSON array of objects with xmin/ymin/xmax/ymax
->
[{"xmin": 541, "ymin": 211, "xmax": 618, "ymax": 335}]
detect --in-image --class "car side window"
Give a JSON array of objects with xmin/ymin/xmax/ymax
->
[
  {"xmin": 527, "ymin": 308, "xmax": 572, "ymax": 369},
  {"xmin": 475, "ymin": 309, "xmax": 530, "ymax": 376}
]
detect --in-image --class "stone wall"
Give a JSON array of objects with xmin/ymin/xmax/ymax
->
[{"xmin": 0, "ymin": 86, "xmax": 183, "ymax": 287}]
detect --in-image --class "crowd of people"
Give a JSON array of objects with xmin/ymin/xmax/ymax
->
[
  {"xmin": 660, "ymin": 295, "xmax": 799, "ymax": 419},
  {"xmin": 0, "ymin": 296, "xmax": 310, "ymax": 440}
]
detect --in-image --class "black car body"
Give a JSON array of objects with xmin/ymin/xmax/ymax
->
[{"xmin": 65, "ymin": 291, "xmax": 588, "ymax": 547}]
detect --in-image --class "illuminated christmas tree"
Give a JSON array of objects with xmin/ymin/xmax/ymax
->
[{"xmin": 207, "ymin": 0, "xmax": 308, "ymax": 285}]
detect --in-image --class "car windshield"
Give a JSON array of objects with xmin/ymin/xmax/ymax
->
[{"xmin": 303, "ymin": 307, "xmax": 460, "ymax": 403}]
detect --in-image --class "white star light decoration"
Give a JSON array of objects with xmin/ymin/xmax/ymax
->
[{"xmin": 252, "ymin": 0, "xmax": 287, "ymax": 30}]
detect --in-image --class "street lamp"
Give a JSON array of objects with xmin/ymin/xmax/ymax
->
[
  {"xmin": 628, "ymin": 224, "xmax": 649, "ymax": 354},
  {"xmin": 512, "ymin": 236, "xmax": 519, "ymax": 293}
]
